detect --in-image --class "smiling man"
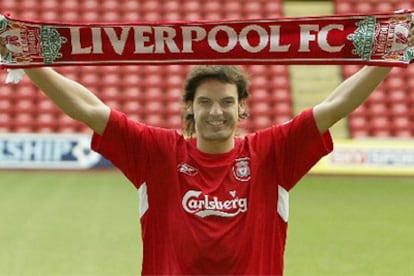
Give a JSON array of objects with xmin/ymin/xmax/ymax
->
[
  {"xmin": 1, "ymin": 30, "xmax": 414, "ymax": 273},
  {"xmin": 75, "ymin": 65, "xmax": 387, "ymax": 274}
]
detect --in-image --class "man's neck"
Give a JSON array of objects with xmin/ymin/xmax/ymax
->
[{"xmin": 196, "ymin": 138, "xmax": 235, "ymax": 154}]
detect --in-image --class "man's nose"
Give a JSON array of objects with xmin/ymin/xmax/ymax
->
[{"xmin": 209, "ymin": 102, "xmax": 223, "ymax": 115}]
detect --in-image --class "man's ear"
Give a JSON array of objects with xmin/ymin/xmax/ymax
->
[
  {"xmin": 186, "ymin": 101, "xmax": 194, "ymax": 114},
  {"xmin": 238, "ymin": 99, "xmax": 248, "ymax": 118}
]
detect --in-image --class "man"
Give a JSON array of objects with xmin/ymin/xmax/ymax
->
[{"xmin": 1, "ymin": 31, "xmax": 413, "ymax": 274}]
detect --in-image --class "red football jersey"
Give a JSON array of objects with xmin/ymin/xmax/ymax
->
[{"xmin": 92, "ymin": 108, "xmax": 332, "ymax": 275}]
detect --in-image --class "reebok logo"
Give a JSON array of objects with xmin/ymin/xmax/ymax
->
[
  {"xmin": 177, "ymin": 163, "xmax": 198, "ymax": 176},
  {"xmin": 182, "ymin": 190, "xmax": 247, "ymax": 218}
]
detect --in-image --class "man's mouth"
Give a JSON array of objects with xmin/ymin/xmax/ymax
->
[{"xmin": 207, "ymin": 120, "xmax": 226, "ymax": 126}]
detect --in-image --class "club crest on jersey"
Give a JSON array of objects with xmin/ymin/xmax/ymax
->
[
  {"xmin": 232, "ymin": 157, "xmax": 251, "ymax": 182},
  {"xmin": 177, "ymin": 162, "xmax": 199, "ymax": 176}
]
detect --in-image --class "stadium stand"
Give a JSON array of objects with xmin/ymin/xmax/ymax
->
[
  {"xmin": 0, "ymin": 0, "xmax": 291, "ymax": 134},
  {"xmin": 334, "ymin": 0, "xmax": 414, "ymax": 138}
]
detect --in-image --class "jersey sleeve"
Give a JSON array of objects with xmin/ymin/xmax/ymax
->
[
  {"xmin": 277, "ymin": 108, "xmax": 333, "ymax": 190},
  {"xmin": 91, "ymin": 109, "xmax": 178, "ymax": 189},
  {"xmin": 254, "ymin": 108, "xmax": 333, "ymax": 191}
]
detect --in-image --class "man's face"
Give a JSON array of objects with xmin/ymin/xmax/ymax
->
[{"xmin": 191, "ymin": 79, "xmax": 241, "ymax": 145}]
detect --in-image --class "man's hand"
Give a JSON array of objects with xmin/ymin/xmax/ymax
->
[
  {"xmin": 408, "ymin": 26, "xmax": 414, "ymax": 47},
  {"xmin": 0, "ymin": 37, "xmax": 8, "ymax": 57}
]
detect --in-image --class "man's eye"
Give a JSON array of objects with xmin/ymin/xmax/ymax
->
[
  {"xmin": 199, "ymin": 99, "xmax": 211, "ymax": 105},
  {"xmin": 223, "ymin": 99, "xmax": 235, "ymax": 105}
]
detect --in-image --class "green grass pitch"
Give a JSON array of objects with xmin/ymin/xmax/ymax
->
[{"xmin": 1, "ymin": 171, "xmax": 413, "ymax": 275}]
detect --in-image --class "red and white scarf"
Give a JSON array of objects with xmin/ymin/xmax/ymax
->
[{"xmin": 1, "ymin": 10, "xmax": 413, "ymax": 71}]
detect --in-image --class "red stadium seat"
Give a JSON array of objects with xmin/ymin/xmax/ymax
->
[
  {"xmin": 395, "ymin": 1, "xmax": 413, "ymax": 11},
  {"xmin": 123, "ymin": 101, "xmax": 141, "ymax": 115},
  {"xmin": 142, "ymin": 0, "xmax": 160, "ymax": 13},
  {"xmin": 251, "ymin": 102, "xmax": 271, "ymax": 116},
  {"xmin": 105, "ymin": 100, "xmax": 122, "ymax": 111},
  {"xmin": 143, "ymin": 87, "xmax": 164, "ymax": 103},
  {"xmin": 0, "ymin": 100, "xmax": 13, "ymax": 117},
  {"xmin": 272, "ymin": 101, "xmax": 292, "ymax": 118},
  {"xmin": 351, "ymin": 129, "xmax": 371, "ymax": 139},
  {"xmin": 80, "ymin": 72, "xmax": 102, "ymax": 88},
  {"xmin": 166, "ymin": 115, "xmax": 183, "ymax": 130},
  {"xmin": 264, "ymin": 2, "xmax": 282, "ymax": 17},
  {"xmin": 13, "ymin": 113, "xmax": 35, "ymax": 133},
  {"xmin": 393, "ymin": 129, "xmax": 413, "ymax": 138},
  {"xmin": 166, "ymin": 75, "xmax": 184, "ymax": 89},
  {"xmin": 249, "ymin": 89, "xmax": 269, "ymax": 104},
  {"xmin": 366, "ymin": 89, "xmax": 386, "ymax": 104},
  {"xmin": 14, "ymin": 86, "xmax": 37, "ymax": 100},
  {"xmin": 366, "ymin": 102, "xmax": 387, "ymax": 117},
  {"xmin": 271, "ymin": 88, "xmax": 292, "ymax": 104},
  {"xmin": 166, "ymin": 88, "xmax": 183, "ymax": 102},
  {"xmin": 387, "ymin": 89, "xmax": 407, "ymax": 104},
  {"xmin": 0, "ymin": 85, "xmax": 15, "ymax": 99},
  {"xmin": 38, "ymin": 98, "xmax": 59, "ymax": 113},
  {"xmin": 376, "ymin": 2, "xmax": 394, "ymax": 12},
  {"xmin": 385, "ymin": 77, "xmax": 406, "ymax": 91},
  {"xmin": 35, "ymin": 113, "xmax": 57, "ymax": 132},
  {"xmin": 0, "ymin": 113, "xmax": 12, "ymax": 132},
  {"xmin": 251, "ymin": 79, "xmax": 270, "ymax": 91},
  {"xmin": 369, "ymin": 115, "xmax": 390, "ymax": 132},
  {"xmin": 371, "ymin": 129, "xmax": 392, "ymax": 138},
  {"xmin": 391, "ymin": 116, "xmax": 411, "ymax": 130},
  {"xmin": 2, "ymin": 1, "xmax": 19, "ymax": 11},
  {"xmin": 247, "ymin": 65, "xmax": 267, "ymax": 76},
  {"xmin": 60, "ymin": 0, "xmax": 78, "ymax": 11},
  {"xmin": 60, "ymin": 11, "xmax": 79, "ymax": 22},
  {"xmin": 145, "ymin": 101, "xmax": 165, "ymax": 114},
  {"xmin": 203, "ymin": 1, "xmax": 222, "ymax": 14},
  {"xmin": 389, "ymin": 103, "xmax": 410, "ymax": 117},
  {"xmin": 349, "ymin": 114, "xmax": 368, "ymax": 131},
  {"xmin": 251, "ymin": 115, "xmax": 273, "ymax": 130},
  {"xmin": 82, "ymin": 0, "xmax": 99, "ymax": 11},
  {"xmin": 123, "ymin": 74, "xmax": 141, "ymax": 87},
  {"xmin": 14, "ymin": 100, "xmax": 36, "ymax": 114},
  {"xmin": 244, "ymin": 2, "xmax": 262, "ymax": 14},
  {"xmin": 40, "ymin": 0, "xmax": 58, "ymax": 10},
  {"xmin": 224, "ymin": 1, "xmax": 242, "ymax": 14},
  {"xmin": 122, "ymin": 87, "xmax": 145, "ymax": 102},
  {"xmin": 144, "ymin": 114, "xmax": 164, "ymax": 127},
  {"xmin": 270, "ymin": 76, "xmax": 289, "ymax": 90},
  {"xmin": 270, "ymin": 65, "xmax": 289, "ymax": 75},
  {"xmin": 163, "ymin": 1, "xmax": 181, "ymax": 13},
  {"xmin": 101, "ymin": 1, "xmax": 119, "ymax": 12},
  {"xmin": 165, "ymin": 101, "xmax": 182, "ymax": 116},
  {"xmin": 100, "ymin": 86, "xmax": 121, "ymax": 102}
]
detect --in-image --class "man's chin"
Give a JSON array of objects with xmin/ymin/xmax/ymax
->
[{"xmin": 202, "ymin": 130, "xmax": 233, "ymax": 142}]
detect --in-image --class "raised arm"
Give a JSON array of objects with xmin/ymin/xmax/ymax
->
[
  {"xmin": 313, "ymin": 66, "xmax": 391, "ymax": 133},
  {"xmin": 313, "ymin": 27, "xmax": 414, "ymax": 134},
  {"xmin": 1, "ymin": 39, "xmax": 110, "ymax": 135},
  {"xmin": 24, "ymin": 68, "xmax": 110, "ymax": 135}
]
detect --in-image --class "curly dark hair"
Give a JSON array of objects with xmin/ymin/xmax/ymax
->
[{"xmin": 182, "ymin": 65, "xmax": 250, "ymax": 137}]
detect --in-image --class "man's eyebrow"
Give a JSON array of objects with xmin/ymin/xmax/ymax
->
[
  {"xmin": 195, "ymin": 95, "xmax": 236, "ymax": 101},
  {"xmin": 222, "ymin": 96, "xmax": 236, "ymax": 101}
]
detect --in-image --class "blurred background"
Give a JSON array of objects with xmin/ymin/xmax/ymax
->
[{"xmin": 1, "ymin": 0, "xmax": 414, "ymax": 275}]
